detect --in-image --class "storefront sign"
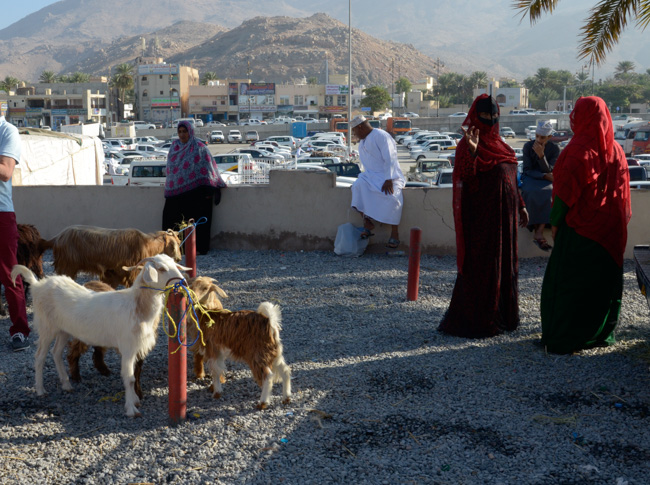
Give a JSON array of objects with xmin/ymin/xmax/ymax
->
[
  {"xmin": 138, "ymin": 64, "xmax": 178, "ymax": 75},
  {"xmin": 319, "ymin": 106, "xmax": 347, "ymax": 113},
  {"xmin": 151, "ymin": 98, "xmax": 180, "ymax": 108},
  {"xmin": 326, "ymin": 84, "xmax": 349, "ymax": 95},
  {"xmin": 240, "ymin": 83, "xmax": 275, "ymax": 95},
  {"xmin": 238, "ymin": 105, "xmax": 277, "ymax": 113}
]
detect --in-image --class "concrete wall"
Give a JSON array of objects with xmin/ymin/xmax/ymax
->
[{"xmin": 12, "ymin": 170, "xmax": 650, "ymax": 259}]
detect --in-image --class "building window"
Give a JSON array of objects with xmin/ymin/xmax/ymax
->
[
  {"xmin": 294, "ymin": 95, "xmax": 304, "ymax": 105},
  {"xmin": 325, "ymin": 95, "xmax": 334, "ymax": 107},
  {"xmin": 160, "ymin": 91, "xmax": 164, "ymax": 95},
  {"xmin": 142, "ymin": 76, "xmax": 147, "ymax": 81},
  {"xmin": 143, "ymin": 90, "xmax": 148, "ymax": 98},
  {"xmin": 212, "ymin": 101, "xmax": 217, "ymax": 106},
  {"xmin": 159, "ymin": 75, "xmax": 163, "ymax": 79},
  {"xmin": 337, "ymin": 95, "xmax": 347, "ymax": 106},
  {"xmin": 279, "ymin": 96, "xmax": 290, "ymax": 106}
]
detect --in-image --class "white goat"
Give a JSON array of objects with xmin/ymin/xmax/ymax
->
[{"xmin": 11, "ymin": 254, "xmax": 191, "ymax": 417}]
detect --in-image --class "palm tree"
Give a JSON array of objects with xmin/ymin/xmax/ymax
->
[
  {"xmin": 70, "ymin": 72, "xmax": 90, "ymax": 83},
  {"xmin": 201, "ymin": 71, "xmax": 218, "ymax": 85},
  {"xmin": 0, "ymin": 76, "xmax": 21, "ymax": 94},
  {"xmin": 468, "ymin": 71, "xmax": 488, "ymax": 90},
  {"xmin": 513, "ymin": 0, "xmax": 650, "ymax": 64},
  {"xmin": 615, "ymin": 60, "xmax": 636, "ymax": 75},
  {"xmin": 534, "ymin": 68, "xmax": 553, "ymax": 90},
  {"xmin": 537, "ymin": 88, "xmax": 560, "ymax": 111},
  {"xmin": 111, "ymin": 63, "xmax": 134, "ymax": 120},
  {"xmin": 39, "ymin": 70, "xmax": 58, "ymax": 83}
]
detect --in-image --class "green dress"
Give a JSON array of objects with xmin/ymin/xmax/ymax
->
[{"xmin": 540, "ymin": 196, "xmax": 623, "ymax": 354}]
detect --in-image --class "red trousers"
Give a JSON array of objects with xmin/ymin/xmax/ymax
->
[{"xmin": 0, "ymin": 212, "xmax": 29, "ymax": 337}]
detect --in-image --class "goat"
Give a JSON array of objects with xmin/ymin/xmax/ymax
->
[
  {"xmin": 188, "ymin": 301, "xmax": 291, "ymax": 409},
  {"xmin": 40, "ymin": 225, "xmax": 182, "ymax": 288},
  {"xmin": 11, "ymin": 254, "xmax": 191, "ymax": 417},
  {"xmin": 66, "ymin": 277, "xmax": 224, "ymax": 398},
  {"xmin": 0, "ymin": 224, "xmax": 46, "ymax": 316},
  {"xmin": 67, "ymin": 281, "xmax": 146, "ymax": 400}
]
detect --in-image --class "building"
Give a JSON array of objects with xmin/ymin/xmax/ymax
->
[
  {"xmin": 187, "ymin": 78, "xmax": 351, "ymax": 122},
  {"xmin": 133, "ymin": 57, "xmax": 199, "ymax": 125},
  {"xmin": 474, "ymin": 80, "xmax": 529, "ymax": 109},
  {"xmin": 2, "ymin": 79, "xmax": 109, "ymax": 131}
]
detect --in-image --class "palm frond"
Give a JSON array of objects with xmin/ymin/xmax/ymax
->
[
  {"xmin": 512, "ymin": 0, "xmax": 560, "ymax": 24},
  {"xmin": 578, "ymin": 0, "xmax": 638, "ymax": 65},
  {"xmin": 635, "ymin": 0, "xmax": 650, "ymax": 29}
]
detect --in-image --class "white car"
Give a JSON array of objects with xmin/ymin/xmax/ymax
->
[
  {"xmin": 133, "ymin": 121, "xmax": 156, "ymax": 130},
  {"xmin": 524, "ymin": 125, "xmax": 537, "ymax": 137},
  {"xmin": 227, "ymin": 130, "xmax": 242, "ymax": 143},
  {"xmin": 194, "ymin": 119, "xmax": 204, "ymax": 127},
  {"xmin": 205, "ymin": 121, "xmax": 226, "ymax": 127},
  {"xmin": 500, "ymin": 127, "xmax": 516, "ymax": 138},
  {"xmin": 209, "ymin": 130, "xmax": 225, "ymax": 143},
  {"xmin": 403, "ymin": 112, "xmax": 420, "ymax": 118},
  {"xmin": 448, "ymin": 112, "xmax": 468, "ymax": 118},
  {"xmin": 265, "ymin": 136, "xmax": 298, "ymax": 150},
  {"xmin": 236, "ymin": 148, "xmax": 285, "ymax": 162}
]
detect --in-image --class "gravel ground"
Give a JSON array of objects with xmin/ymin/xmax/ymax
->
[{"xmin": 0, "ymin": 249, "xmax": 649, "ymax": 485}]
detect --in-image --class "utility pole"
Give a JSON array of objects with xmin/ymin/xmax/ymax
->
[
  {"xmin": 391, "ymin": 57, "xmax": 394, "ymax": 114},
  {"xmin": 247, "ymin": 60, "xmax": 252, "ymax": 121},
  {"xmin": 435, "ymin": 57, "xmax": 444, "ymax": 118}
]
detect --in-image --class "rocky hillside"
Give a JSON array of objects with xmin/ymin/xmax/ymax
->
[{"xmin": 167, "ymin": 13, "xmax": 446, "ymax": 86}]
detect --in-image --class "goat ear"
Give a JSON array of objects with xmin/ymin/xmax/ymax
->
[
  {"xmin": 141, "ymin": 263, "xmax": 159, "ymax": 285},
  {"xmin": 123, "ymin": 264, "xmax": 142, "ymax": 272},
  {"xmin": 212, "ymin": 284, "xmax": 228, "ymax": 299}
]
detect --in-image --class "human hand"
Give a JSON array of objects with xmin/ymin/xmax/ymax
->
[
  {"xmin": 382, "ymin": 179, "xmax": 394, "ymax": 195},
  {"xmin": 519, "ymin": 207, "xmax": 529, "ymax": 227},
  {"xmin": 461, "ymin": 125, "xmax": 479, "ymax": 155},
  {"xmin": 543, "ymin": 173, "xmax": 554, "ymax": 182},
  {"xmin": 533, "ymin": 141, "xmax": 545, "ymax": 158},
  {"xmin": 551, "ymin": 225, "xmax": 558, "ymax": 240}
]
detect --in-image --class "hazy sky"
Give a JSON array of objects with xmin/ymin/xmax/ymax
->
[{"xmin": 2, "ymin": 1, "xmax": 58, "ymax": 30}]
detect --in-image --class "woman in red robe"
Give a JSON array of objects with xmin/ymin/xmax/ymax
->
[{"xmin": 439, "ymin": 95, "xmax": 528, "ymax": 338}]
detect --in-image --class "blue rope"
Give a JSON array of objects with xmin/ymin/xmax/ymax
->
[
  {"xmin": 158, "ymin": 280, "xmax": 203, "ymax": 348},
  {"xmin": 179, "ymin": 217, "xmax": 208, "ymax": 247}
]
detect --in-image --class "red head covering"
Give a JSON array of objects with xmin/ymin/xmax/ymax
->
[
  {"xmin": 552, "ymin": 96, "xmax": 631, "ymax": 266},
  {"xmin": 453, "ymin": 94, "xmax": 517, "ymax": 273}
]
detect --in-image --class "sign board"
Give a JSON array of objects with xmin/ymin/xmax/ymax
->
[
  {"xmin": 138, "ymin": 64, "xmax": 178, "ymax": 75},
  {"xmin": 240, "ymin": 83, "xmax": 275, "ymax": 95},
  {"xmin": 361, "ymin": 107, "xmax": 371, "ymax": 112},
  {"xmin": 326, "ymin": 84, "xmax": 349, "ymax": 95}
]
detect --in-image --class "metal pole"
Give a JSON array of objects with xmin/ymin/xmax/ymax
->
[
  {"xmin": 347, "ymin": 0, "xmax": 352, "ymax": 155},
  {"xmin": 168, "ymin": 291, "xmax": 187, "ymax": 425},
  {"xmin": 407, "ymin": 227, "xmax": 422, "ymax": 301}
]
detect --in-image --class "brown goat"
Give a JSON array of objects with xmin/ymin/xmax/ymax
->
[
  {"xmin": 0, "ymin": 224, "xmax": 46, "ymax": 316},
  {"xmin": 41, "ymin": 225, "xmax": 181, "ymax": 288}
]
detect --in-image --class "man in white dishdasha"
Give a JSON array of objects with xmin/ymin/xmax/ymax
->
[{"xmin": 350, "ymin": 115, "xmax": 405, "ymax": 249}]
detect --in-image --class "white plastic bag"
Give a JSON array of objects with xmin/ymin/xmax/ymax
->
[{"xmin": 334, "ymin": 223, "xmax": 369, "ymax": 257}]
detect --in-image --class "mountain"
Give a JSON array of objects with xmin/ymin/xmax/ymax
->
[
  {"xmin": 0, "ymin": 0, "xmax": 647, "ymax": 83},
  {"xmin": 166, "ymin": 14, "xmax": 447, "ymax": 86}
]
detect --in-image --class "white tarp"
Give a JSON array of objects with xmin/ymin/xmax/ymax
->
[{"xmin": 12, "ymin": 131, "xmax": 105, "ymax": 186}]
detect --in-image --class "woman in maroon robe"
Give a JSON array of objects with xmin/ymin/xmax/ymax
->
[{"xmin": 439, "ymin": 95, "xmax": 529, "ymax": 338}]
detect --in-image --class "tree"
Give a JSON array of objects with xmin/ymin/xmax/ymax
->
[
  {"xmin": 468, "ymin": 71, "xmax": 488, "ymax": 90},
  {"xmin": 534, "ymin": 68, "xmax": 553, "ymax": 90},
  {"xmin": 307, "ymin": 76, "xmax": 319, "ymax": 85},
  {"xmin": 360, "ymin": 86, "xmax": 392, "ymax": 113},
  {"xmin": 536, "ymin": 88, "xmax": 560, "ymax": 110},
  {"xmin": 70, "ymin": 72, "xmax": 90, "ymax": 83},
  {"xmin": 513, "ymin": 0, "xmax": 650, "ymax": 64},
  {"xmin": 39, "ymin": 70, "xmax": 58, "ymax": 83},
  {"xmin": 0, "ymin": 76, "xmax": 21, "ymax": 94},
  {"xmin": 615, "ymin": 60, "xmax": 636, "ymax": 75},
  {"xmin": 111, "ymin": 63, "xmax": 134, "ymax": 120},
  {"xmin": 201, "ymin": 72, "xmax": 218, "ymax": 85},
  {"xmin": 394, "ymin": 77, "xmax": 412, "ymax": 95}
]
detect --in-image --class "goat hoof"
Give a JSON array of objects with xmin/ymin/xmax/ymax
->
[
  {"xmin": 212, "ymin": 392, "xmax": 221, "ymax": 399},
  {"xmin": 62, "ymin": 383, "xmax": 73, "ymax": 392},
  {"xmin": 256, "ymin": 402, "xmax": 268, "ymax": 410},
  {"xmin": 97, "ymin": 367, "xmax": 111, "ymax": 377},
  {"xmin": 282, "ymin": 398, "xmax": 291, "ymax": 405},
  {"xmin": 69, "ymin": 374, "xmax": 81, "ymax": 383}
]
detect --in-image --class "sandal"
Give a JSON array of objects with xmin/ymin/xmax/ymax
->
[
  {"xmin": 359, "ymin": 228, "xmax": 374, "ymax": 240},
  {"xmin": 386, "ymin": 238, "xmax": 400, "ymax": 249},
  {"xmin": 533, "ymin": 238, "xmax": 552, "ymax": 252}
]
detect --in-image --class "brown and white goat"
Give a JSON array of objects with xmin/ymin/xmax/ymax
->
[
  {"xmin": 188, "ymin": 301, "xmax": 291, "ymax": 409},
  {"xmin": 0, "ymin": 224, "xmax": 46, "ymax": 316},
  {"xmin": 12, "ymin": 254, "xmax": 191, "ymax": 417},
  {"xmin": 41, "ymin": 225, "xmax": 182, "ymax": 288}
]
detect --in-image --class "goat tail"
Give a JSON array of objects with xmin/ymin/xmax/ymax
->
[
  {"xmin": 257, "ymin": 301, "xmax": 282, "ymax": 338},
  {"xmin": 11, "ymin": 265, "xmax": 38, "ymax": 287}
]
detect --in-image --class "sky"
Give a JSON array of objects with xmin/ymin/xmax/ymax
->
[{"xmin": 2, "ymin": 1, "xmax": 58, "ymax": 30}]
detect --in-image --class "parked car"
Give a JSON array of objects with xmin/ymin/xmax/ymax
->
[
  {"xmin": 303, "ymin": 117, "xmax": 319, "ymax": 123},
  {"xmin": 245, "ymin": 130, "xmax": 260, "ymax": 142},
  {"xmin": 448, "ymin": 112, "xmax": 467, "ymax": 118},
  {"xmin": 265, "ymin": 136, "xmax": 297, "ymax": 150},
  {"xmin": 500, "ymin": 127, "xmax": 516, "ymax": 138},
  {"xmin": 302, "ymin": 139, "xmax": 345, "ymax": 150},
  {"xmin": 209, "ymin": 130, "xmax": 225, "ymax": 143},
  {"xmin": 128, "ymin": 159, "xmax": 167, "ymax": 187},
  {"xmin": 407, "ymin": 159, "xmax": 452, "ymax": 184},
  {"xmin": 403, "ymin": 112, "xmax": 420, "ymax": 118},
  {"xmin": 213, "ymin": 153, "xmax": 254, "ymax": 172},
  {"xmin": 205, "ymin": 121, "xmax": 226, "ymax": 127},
  {"xmin": 194, "ymin": 119, "xmax": 204, "ymax": 127},
  {"xmin": 227, "ymin": 130, "xmax": 243, "ymax": 143},
  {"xmin": 104, "ymin": 138, "xmax": 128, "ymax": 150},
  {"xmin": 236, "ymin": 148, "xmax": 284, "ymax": 162},
  {"xmin": 133, "ymin": 121, "xmax": 156, "ymax": 130},
  {"xmin": 524, "ymin": 125, "xmax": 537, "ymax": 137},
  {"xmin": 549, "ymin": 130, "xmax": 573, "ymax": 143},
  {"xmin": 240, "ymin": 119, "xmax": 262, "ymax": 126},
  {"xmin": 509, "ymin": 110, "xmax": 532, "ymax": 115}
]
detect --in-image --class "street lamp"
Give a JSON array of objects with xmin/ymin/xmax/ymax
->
[
  {"xmin": 347, "ymin": 0, "xmax": 352, "ymax": 155},
  {"xmin": 247, "ymin": 60, "xmax": 252, "ymax": 121},
  {"xmin": 435, "ymin": 57, "xmax": 444, "ymax": 118}
]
